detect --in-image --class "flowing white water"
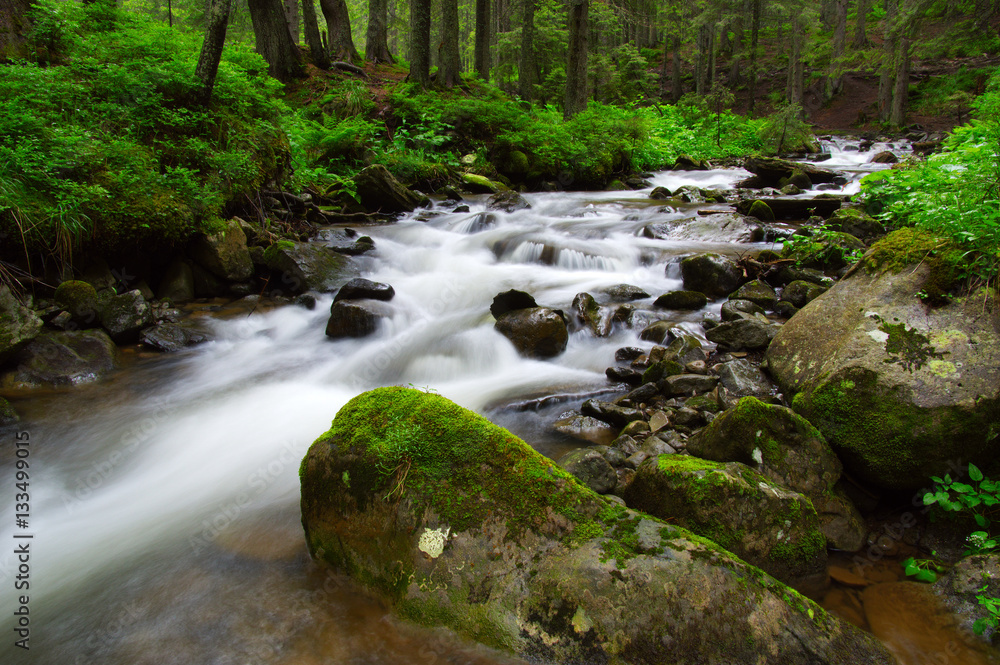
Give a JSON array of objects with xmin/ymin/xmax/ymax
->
[{"xmin": 0, "ymin": 155, "xmax": 900, "ymax": 664}]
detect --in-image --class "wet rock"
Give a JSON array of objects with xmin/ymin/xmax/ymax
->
[
  {"xmin": 648, "ymin": 186, "xmax": 672, "ymax": 200},
  {"xmin": 673, "ymin": 185, "xmax": 709, "ymax": 203},
  {"xmin": 489, "ymin": 289, "xmax": 537, "ymax": 318},
  {"xmin": 782, "ymin": 280, "xmax": 828, "ymax": 308},
  {"xmin": 824, "ymin": 208, "xmax": 886, "ymax": 243},
  {"xmin": 767, "ymin": 231, "xmax": 1000, "ymax": 491},
  {"xmin": 660, "ymin": 373, "xmax": 719, "ymax": 397},
  {"xmin": 643, "ymin": 213, "xmax": 759, "ymax": 243},
  {"xmin": 53, "ymin": 280, "xmax": 100, "ymax": 327},
  {"xmin": 554, "ymin": 413, "xmax": 618, "ymax": 445},
  {"xmin": 680, "ymin": 253, "xmax": 743, "ymax": 297},
  {"xmin": 263, "ymin": 241, "xmax": 360, "ymax": 294},
  {"xmin": 139, "ymin": 323, "xmax": 204, "ymax": 352},
  {"xmin": 495, "ymin": 307, "xmax": 568, "ymax": 358},
  {"xmin": 460, "ymin": 173, "xmax": 508, "ymax": 194},
  {"xmin": 301, "ymin": 387, "xmax": 894, "ymax": 665},
  {"xmin": 606, "ymin": 366, "xmax": 643, "ymax": 385},
  {"xmin": 775, "ymin": 265, "xmax": 834, "ymax": 288},
  {"xmin": 188, "ymin": 218, "xmax": 254, "ymax": 282},
  {"xmin": 638, "ymin": 320, "xmax": 675, "ymax": 344},
  {"xmin": 601, "ymin": 284, "xmax": 649, "ymax": 301},
  {"xmin": 615, "ymin": 346, "xmax": 645, "ymax": 362},
  {"xmin": 0, "ymin": 396, "xmax": 18, "ymax": 425},
  {"xmin": 354, "ymin": 164, "xmax": 428, "ymax": 213},
  {"xmin": 4, "ymin": 330, "xmax": 119, "ymax": 388},
  {"xmin": 653, "ymin": 290, "xmax": 708, "ymax": 310},
  {"xmin": 705, "ymin": 318, "xmax": 780, "ymax": 351},
  {"xmin": 736, "ymin": 197, "xmax": 844, "ymax": 220},
  {"xmin": 558, "ymin": 448, "xmax": 617, "ymax": 494},
  {"xmin": 672, "ymin": 154, "xmax": 710, "ymax": 170},
  {"xmin": 325, "ymin": 300, "xmax": 391, "ymax": 339},
  {"xmin": 687, "ymin": 397, "xmax": 865, "ymax": 551},
  {"xmin": 334, "ymin": 278, "xmax": 395, "ymax": 302},
  {"xmin": 0, "ymin": 287, "xmax": 43, "ymax": 366},
  {"xmin": 190, "ymin": 262, "xmax": 227, "ymax": 297},
  {"xmin": 625, "ymin": 456, "xmax": 828, "ymax": 587},
  {"xmin": 96, "ymin": 290, "xmax": 154, "ymax": 343},
  {"xmin": 870, "ymin": 151, "xmax": 898, "ymax": 164},
  {"xmin": 729, "ymin": 279, "xmax": 779, "ymax": 309},
  {"xmin": 621, "ymin": 382, "xmax": 659, "ymax": 406},
  {"xmin": 717, "ymin": 358, "xmax": 773, "ymax": 399},
  {"xmin": 572, "ymin": 292, "xmax": 610, "ymax": 337},
  {"xmin": 721, "ymin": 298, "xmax": 766, "ymax": 321},
  {"xmin": 737, "ymin": 156, "xmax": 846, "ymax": 189},
  {"xmin": 486, "ymin": 190, "xmax": 531, "ymax": 213},
  {"xmin": 581, "ymin": 399, "xmax": 644, "ymax": 428},
  {"xmin": 781, "ymin": 184, "xmax": 802, "ymax": 195},
  {"xmin": 774, "ymin": 301, "xmax": 800, "ymax": 319},
  {"xmin": 935, "ymin": 554, "xmax": 1000, "ymax": 643},
  {"xmin": 317, "ymin": 228, "xmax": 376, "ymax": 255}
]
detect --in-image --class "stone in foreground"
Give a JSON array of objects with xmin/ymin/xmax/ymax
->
[{"xmin": 300, "ymin": 387, "xmax": 894, "ymax": 665}]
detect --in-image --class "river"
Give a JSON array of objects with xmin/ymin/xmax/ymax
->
[{"xmin": 2, "ymin": 140, "xmax": 932, "ymax": 664}]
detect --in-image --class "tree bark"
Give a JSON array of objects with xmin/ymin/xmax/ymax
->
[
  {"xmin": 301, "ymin": 0, "xmax": 330, "ymax": 68},
  {"xmin": 366, "ymin": 0, "xmax": 393, "ymax": 63},
  {"xmin": 878, "ymin": 0, "xmax": 897, "ymax": 122},
  {"xmin": 748, "ymin": 0, "xmax": 761, "ymax": 117},
  {"xmin": 853, "ymin": 0, "xmax": 870, "ymax": 48},
  {"xmin": 786, "ymin": 6, "xmax": 804, "ymax": 107},
  {"xmin": 890, "ymin": 15, "xmax": 910, "ymax": 126},
  {"xmin": 826, "ymin": 0, "xmax": 848, "ymax": 98},
  {"xmin": 671, "ymin": 35, "xmax": 682, "ymax": 101},
  {"xmin": 729, "ymin": 12, "xmax": 743, "ymax": 84},
  {"xmin": 441, "ymin": 0, "xmax": 460, "ymax": 86},
  {"xmin": 564, "ymin": 0, "xmax": 588, "ymax": 118},
  {"xmin": 474, "ymin": 0, "xmax": 491, "ymax": 80},
  {"xmin": 518, "ymin": 0, "xmax": 535, "ymax": 99},
  {"xmin": 0, "ymin": 0, "xmax": 32, "ymax": 61},
  {"xmin": 319, "ymin": 0, "xmax": 359, "ymax": 62},
  {"xmin": 248, "ymin": 0, "xmax": 304, "ymax": 81},
  {"xmin": 195, "ymin": 0, "xmax": 232, "ymax": 104},
  {"xmin": 284, "ymin": 0, "xmax": 299, "ymax": 43},
  {"xmin": 409, "ymin": 0, "xmax": 431, "ymax": 87}
]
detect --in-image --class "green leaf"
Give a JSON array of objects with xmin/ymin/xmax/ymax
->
[
  {"xmin": 952, "ymin": 482, "xmax": 974, "ymax": 494},
  {"xmin": 975, "ymin": 513, "xmax": 989, "ymax": 527},
  {"xmin": 915, "ymin": 569, "xmax": 938, "ymax": 583},
  {"xmin": 969, "ymin": 464, "xmax": 985, "ymax": 482},
  {"xmin": 923, "ymin": 492, "xmax": 938, "ymax": 505}
]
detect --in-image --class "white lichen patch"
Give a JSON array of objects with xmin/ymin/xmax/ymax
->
[
  {"xmin": 867, "ymin": 329, "xmax": 890, "ymax": 344},
  {"xmin": 418, "ymin": 526, "xmax": 450, "ymax": 559},
  {"xmin": 752, "ymin": 447, "xmax": 764, "ymax": 465}
]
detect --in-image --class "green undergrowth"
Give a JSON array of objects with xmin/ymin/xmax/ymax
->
[
  {"xmin": 0, "ymin": 1, "xmax": 286, "ymax": 264},
  {"xmin": 858, "ymin": 67, "xmax": 1000, "ymax": 285},
  {"xmin": 862, "ymin": 227, "xmax": 966, "ymax": 304}
]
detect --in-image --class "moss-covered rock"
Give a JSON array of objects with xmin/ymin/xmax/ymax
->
[
  {"xmin": 187, "ymin": 218, "xmax": 254, "ymax": 282},
  {"xmin": 461, "ymin": 173, "xmax": 509, "ymax": 194},
  {"xmin": 782, "ymin": 280, "xmax": 828, "ymax": 308},
  {"xmin": 729, "ymin": 279, "xmax": 779, "ymax": 309},
  {"xmin": 766, "ymin": 249, "xmax": 1000, "ymax": 491},
  {"xmin": 748, "ymin": 200, "xmax": 776, "ymax": 223},
  {"xmin": 494, "ymin": 307, "xmax": 568, "ymax": 358},
  {"xmin": 300, "ymin": 387, "xmax": 895, "ymax": 664},
  {"xmin": 53, "ymin": 280, "xmax": 100, "ymax": 327},
  {"xmin": 96, "ymin": 289, "xmax": 154, "ymax": 343},
  {"xmin": 262, "ymin": 241, "xmax": 360, "ymax": 294},
  {"xmin": 654, "ymin": 290, "xmax": 708, "ymax": 310},
  {"xmin": 825, "ymin": 208, "xmax": 886, "ymax": 243},
  {"xmin": 680, "ymin": 253, "xmax": 743, "ymax": 298},
  {"xmin": 685, "ymin": 398, "xmax": 864, "ymax": 551},
  {"xmin": 571, "ymin": 292, "xmax": 609, "ymax": 337},
  {"xmin": 0, "ymin": 285, "xmax": 43, "ymax": 365},
  {"xmin": 781, "ymin": 231, "xmax": 866, "ymax": 271},
  {"xmin": 354, "ymin": 164, "xmax": 429, "ymax": 212},
  {"xmin": 705, "ymin": 317, "xmax": 780, "ymax": 351},
  {"xmin": 0, "ymin": 396, "xmax": 18, "ymax": 426},
  {"xmin": 623, "ymin": 455, "xmax": 828, "ymax": 587}
]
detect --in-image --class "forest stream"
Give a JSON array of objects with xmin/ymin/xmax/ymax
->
[{"xmin": 3, "ymin": 139, "xmax": 994, "ymax": 665}]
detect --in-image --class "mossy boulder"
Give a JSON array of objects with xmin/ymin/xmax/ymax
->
[
  {"xmin": 766, "ymin": 235, "xmax": 1000, "ymax": 491},
  {"xmin": 557, "ymin": 447, "xmax": 618, "ymax": 494},
  {"xmin": 705, "ymin": 318, "xmax": 780, "ymax": 351},
  {"xmin": 623, "ymin": 455, "xmax": 828, "ymax": 587},
  {"xmin": 571, "ymin": 292, "xmax": 610, "ymax": 337},
  {"xmin": 686, "ymin": 397, "xmax": 864, "ymax": 552},
  {"xmin": 2, "ymin": 330, "xmax": 119, "ymax": 389},
  {"xmin": 721, "ymin": 298, "xmax": 766, "ymax": 321},
  {"xmin": 0, "ymin": 396, "xmax": 19, "ymax": 425},
  {"xmin": 53, "ymin": 280, "xmax": 100, "ymax": 327},
  {"xmin": 486, "ymin": 190, "xmax": 531, "ymax": 213},
  {"xmin": 729, "ymin": 279, "xmax": 779, "ymax": 309},
  {"xmin": 300, "ymin": 387, "xmax": 894, "ymax": 665},
  {"xmin": 96, "ymin": 290, "xmax": 154, "ymax": 343},
  {"xmin": 187, "ymin": 218, "xmax": 254, "ymax": 282},
  {"xmin": 748, "ymin": 200, "xmax": 776, "ymax": 223},
  {"xmin": 825, "ymin": 208, "xmax": 886, "ymax": 243},
  {"xmin": 461, "ymin": 173, "xmax": 509, "ymax": 194},
  {"xmin": 156, "ymin": 259, "xmax": 195, "ymax": 303},
  {"xmin": 781, "ymin": 231, "xmax": 865, "ymax": 271},
  {"xmin": 654, "ymin": 290, "xmax": 708, "ymax": 310},
  {"xmin": 680, "ymin": 253, "xmax": 743, "ymax": 298},
  {"xmin": 782, "ymin": 280, "xmax": 829, "ymax": 308},
  {"xmin": 738, "ymin": 157, "xmax": 845, "ymax": 189},
  {"xmin": 494, "ymin": 307, "xmax": 568, "ymax": 358},
  {"xmin": 0, "ymin": 285, "xmax": 43, "ymax": 365},
  {"xmin": 262, "ymin": 241, "xmax": 360, "ymax": 294}
]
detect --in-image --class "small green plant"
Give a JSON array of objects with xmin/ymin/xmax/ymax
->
[
  {"xmin": 901, "ymin": 556, "xmax": 946, "ymax": 583},
  {"xmin": 974, "ymin": 585, "xmax": 1000, "ymax": 635},
  {"xmin": 923, "ymin": 463, "xmax": 1000, "ymax": 531}
]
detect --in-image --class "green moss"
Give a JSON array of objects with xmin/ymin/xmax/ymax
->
[
  {"xmin": 748, "ymin": 200, "xmax": 775, "ymax": 223},
  {"xmin": 54, "ymin": 280, "xmax": 98, "ymax": 312},
  {"xmin": 771, "ymin": 528, "xmax": 826, "ymax": 563},
  {"xmin": 862, "ymin": 228, "xmax": 965, "ymax": 304}
]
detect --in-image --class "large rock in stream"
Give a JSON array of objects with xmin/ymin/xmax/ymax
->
[
  {"xmin": 766, "ymin": 229, "xmax": 1000, "ymax": 491},
  {"xmin": 300, "ymin": 387, "xmax": 893, "ymax": 665},
  {"xmin": 737, "ymin": 157, "xmax": 846, "ymax": 189},
  {"xmin": 2, "ymin": 329, "xmax": 119, "ymax": 388},
  {"xmin": 0, "ymin": 285, "xmax": 43, "ymax": 365},
  {"xmin": 263, "ymin": 241, "xmax": 360, "ymax": 293},
  {"xmin": 353, "ymin": 164, "xmax": 428, "ymax": 213}
]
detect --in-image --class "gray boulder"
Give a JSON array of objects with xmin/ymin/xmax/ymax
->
[
  {"xmin": 705, "ymin": 317, "xmax": 780, "ymax": 351},
  {"xmin": 494, "ymin": 307, "xmax": 568, "ymax": 358},
  {"xmin": 680, "ymin": 253, "xmax": 743, "ymax": 297},
  {"xmin": 334, "ymin": 278, "xmax": 395, "ymax": 302},
  {"xmin": 188, "ymin": 218, "xmax": 254, "ymax": 282},
  {"xmin": 766, "ymin": 231, "xmax": 1000, "ymax": 491},
  {"xmin": 553, "ymin": 413, "xmax": 618, "ymax": 446},
  {"xmin": 486, "ymin": 190, "xmax": 531, "ymax": 213},
  {"xmin": 4, "ymin": 330, "xmax": 119, "ymax": 388},
  {"xmin": 156, "ymin": 259, "xmax": 195, "ymax": 302},
  {"xmin": 263, "ymin": 241, "xmax": 360, "ymax": 293},
  {"xmin": 557, "ymin": 447, "xmax": 617, "ymax": 494},
  {"xmin": 97, "ymin": 290, "xmax": 154, "ymax": 343},
  {"xmin": 0, "ymin": 285, "xmax": 43, "ymax": 365},
  {"xmin": 782, "ymin": 280, "xmax": 828, "ymax": 308},
  {"xmin": 721, "ymin": 298, "xmax": 766, "ymax": 321},
  {"xmin": 717, "ymin": 358, "xmax": 774, "ymax": 399},
  {"xmin": 326, "ymin": 300, "xmax": 391, "ymax": 339},
  {"xmin": 729, "ymin": 279, "xmax": 779, "ymax": 309},
  {"xmin": 353, "ymin": 164, "xmax": 427, "ymax": 213},
  {"xmin": 300, "ymin": 387, "xmax": 895, "ymax": 665}
]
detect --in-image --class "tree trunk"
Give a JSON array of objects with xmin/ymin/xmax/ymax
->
[
  {"xmin": 671, "ymin": 35, "xmax": 682, "ymax": 102},
  {"xmin": 708, "ymin": 24, "xmax": 716, "ymax": 90},
  {"xmin": 474, "ymin": 0, "xmax": 490, "ymax": 80},
  {"xmin": 302, "ymin": 0, "xmax": 330, "ymax": 68},
  {"xmin": 284, "ymin": 0, "xmax": 299, "ymax": 43},
  {"xmin": 319, "ymin": 0, "xmax": 359, "ymax": 62},
  {"xmin": 248, "ymin": 0, "xmax": 304, "ymax": 81},
  {"xmin": 195, "ymin": 0, "xmax": 232, "ymax": 104},
  {"xmin": 878, "ymin": 0, "xmax": 897, "ymax": 122},
  {"xmin": 366, "ymin": 0, "xmax": 393, "ymax": 63},
  {"xmin": 853, "ymin": 0, "xmax": 870, "ymax": 48},
  {"xmin": 729, "ymin": 12, "xmax": 743, "ymax": 84},
  {"xmin": 826, "ymin": 0, "xmax": 847, "ymax": 98},
  {"xmin": 890, "ymin": 17, "xmax": 910, "ymax": 126},
  {"xmin": 518, "ymin": 0, "xmax": 536, "ymax": 99},
  {"xmin": 786, "ymin": 7, "xmax": 803, "ymax": 107},
  {"xmin": 441, "ymin": 0, "xmax": 460, "ymax": 86},
  {"xmin": 0, "ymin": 0, "xmax": 32, "ymax": 61},
  {"xmin": 748, "ymin": 0, "xmax": 761, "ymax": 117},
  {"xmin": 564, "ymin": 0, "xmax": 588, "ymax": 118},
  {"xmin": 409, "ymin": 0, "xmax": 431, "ymax": 87}
]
